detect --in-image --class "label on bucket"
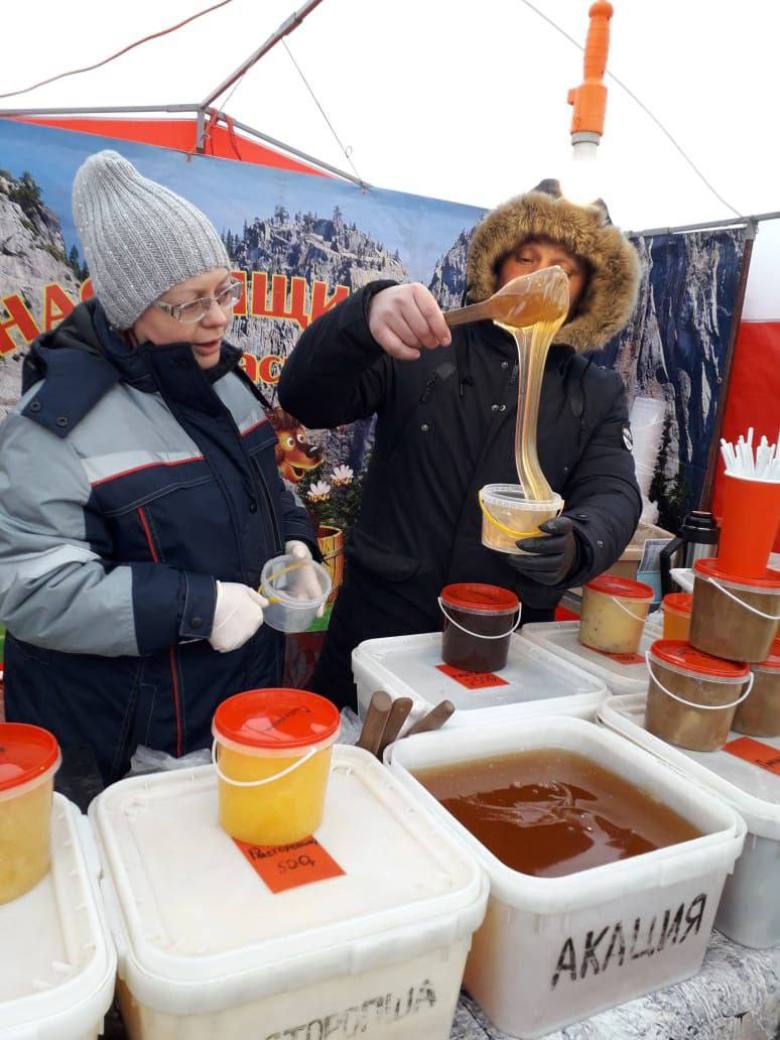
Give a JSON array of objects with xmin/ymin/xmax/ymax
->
[
  {"xmin": 234, "ymin": 836, "xmax": 345, "ymax": 893},
  {"xmin": 723, "ymin": 737, "xmax": 780, "ymax": 776},
  {"xmin": 436, "ymin": 664, "xmax": 509, "ymax": 689},
  {"xmin": 590, "ymin": 647, "xmax": 645, "ymax": 667}
]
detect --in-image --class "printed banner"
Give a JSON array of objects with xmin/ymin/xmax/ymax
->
[{"xmin": 0, "ymin": 120, "xmax": 747, "ymax": 660}]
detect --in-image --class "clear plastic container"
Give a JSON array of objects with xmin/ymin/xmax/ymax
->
[
  {"xmin": 1, "ymin": 794, "xmax": 116, "ymax": 1039},
  {"xmin": 645, "ymin": 640, "xmax": 752, "ymax": 752},
  {"xmin": 353, "ymin": 631, "xmax": 607, "ymax": 727},
  {"xmin": 479, "ymin": 484, "xmax": 562, "ymax": 554},
  {"xmin": 690, "ymin": 557, "xmax": 780, "ymax": 663},
  {"xmin": 389, "ymin": 716, "xmax": 744, "ymax": 1038},
  {"xmin": 601, "ymin": 692, "xmax": 780, "ymax": 949},
  {"xmin": 662, "ymin": 593, "xmax": 693, "ymax": 641},
  {"xmin": 0, "ymin": 722, "xmax": 61, "ymax": 904},
  {"xmin": 579, "ymin": 576, "xmax": 654, "ymax": 655},
  {"xmin": 212, "ymin": 688, "xmax": 340, "ymax": 845},
  {"xmin": 90, "ymin": 749, "xmax": 488, "ymax": 1040},
  {"xmin": 733, "ymin": 637, "xmax": 780, "ymax": 737},
  {"xmin": 260, "ymin": 553, "xmax": 332, "ymax": 633},
  {"xmin": 439, "ymin": 583, "xmax": 520, "ymax": 672}
]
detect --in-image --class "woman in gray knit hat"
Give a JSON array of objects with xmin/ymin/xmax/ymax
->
[{"xmin": 0, "ymin": 150, "xmax": 318, "ymax": 785}]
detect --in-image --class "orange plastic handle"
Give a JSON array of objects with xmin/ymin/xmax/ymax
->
[{"xmin": 568, "ymin": 1, "xmax": 613, "ymax": 137}]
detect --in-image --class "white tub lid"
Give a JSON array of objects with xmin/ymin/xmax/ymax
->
[
  {"xmin": 521, "ymin": 621, "xmax": 654, "ymax": 693},
  {"xmin": 600, "ymin": 693, "xmax": 780, "ymax": 839},
  {"xmin": 0, "ymin": 794, "xmax": 116, "ymax": 1039},
  {"xmin": 352, "ymin": 631, "xmax": 606, "ymax": 713},
  {"xmin": 90, "ymin": 747, "xmax": 486, "ymax": 1013}
]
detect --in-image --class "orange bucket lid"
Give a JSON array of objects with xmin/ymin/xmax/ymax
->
[
  {"xmin": 213, "ymin": 688, "xmax": 340, "ymax": 751},
  {"xmin": 649, "ymin": 640, "xmax": 749, "ymax": 680},
  {"xmin": 586, "ymin": 575, "xmax": 654, "ymax": 600},
  {"xmin": 694, "ymin": 557, "xmax": 780, "ymax": 589},
  {"xmin": 441, "ymin": 583, "xmax": 519, "ymax": 614},
  {"xmin": 662, "ymin": 593, "xmax": 693, "ymax": 615},
  {"xmin": 0, "ymin": 722, "xmax": 60, "ymax": 793}
]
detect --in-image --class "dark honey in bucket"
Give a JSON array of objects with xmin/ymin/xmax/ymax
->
[{"xmin": 413, "ymin": 749, "xmax": 701, "ymax": 878}]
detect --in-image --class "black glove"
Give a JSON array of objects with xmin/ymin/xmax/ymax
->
[{"xmin": 505, "ymin": 515, "xmax": 579, "ymax": 586}]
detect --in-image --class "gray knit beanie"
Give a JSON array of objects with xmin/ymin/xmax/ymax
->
[{"xmin": 72, "ymin": 150, "xmax": 230, "ymax": 329}]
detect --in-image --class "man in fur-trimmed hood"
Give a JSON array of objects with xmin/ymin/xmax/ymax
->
[
  {"xmin": 279, "ymin": 181, "xmax": 643, "ymax": 710},
  {"xmin": 466, "ymin": 178, "xmax": 639, "ymax": 350}
]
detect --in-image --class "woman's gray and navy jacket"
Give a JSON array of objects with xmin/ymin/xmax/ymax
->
[{"xmin": 0, "ymin": 300, "xmax": 315, "ymax": 782}]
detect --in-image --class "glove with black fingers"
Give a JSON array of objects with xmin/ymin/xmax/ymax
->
[
  {"xmin": 208, "ymin": 581, "xmax": 268, "ymax": 653},
  {"xmin": 505, "ymin": 515, "xmax": 580, "ymax": 586}
]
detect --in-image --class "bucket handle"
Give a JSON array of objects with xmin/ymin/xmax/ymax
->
[
  {"xmin": 438, "ymin": 597, "xmax": 522, "ymax": 640},
  {"xmin": 261, "ymin": 559, "xmax": 326, "ymax": 607},
  {"xmin": 608, "ymin": 596, "xmax": 651, "ymax": 622},
  {"xmin": 477, "ymin": 489, "xmax": 562, "ymax": 540},
  {"xmin": 706, "ymin": 576, "xmax": 780, "ymax": 622},
  {"xmin": 645, "ymin": 652, "xmax": 755, "ymax": 712},
  {"xmin": 212, "ymin": 741, "xmax": 317, "ymax": 787}
]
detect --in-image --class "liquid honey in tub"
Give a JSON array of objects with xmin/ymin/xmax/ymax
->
[{"xmin": 414, "ymin": 748, "xmax": 701, "ymax": 878}]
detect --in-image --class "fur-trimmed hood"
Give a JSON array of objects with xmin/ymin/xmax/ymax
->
[{"xmin": 466, "ymin": 181, "xmax": 640, "ymax": 352}]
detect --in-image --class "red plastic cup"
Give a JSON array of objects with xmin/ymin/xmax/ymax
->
[{"xmin": 718, "ymin": 473, "xmax": 780, "ymax": 579}]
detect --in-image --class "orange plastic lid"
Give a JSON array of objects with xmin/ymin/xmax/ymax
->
[
  {"xmin": 213, "ymin": 688, "xmax": 340, "ymax": 751},
  {"xmin": 663, "ymin": 593, "xmax": 693, "ymax": 615},
  {"xmin": 754, "ymin": 638, "xmax": 780, "ymax": 672},
  {"xmin": 441, "ymin": 583, "xmax": 519, "ymax": 613},
  {"xmin": 585, "ymin": 575, "xmax": 654, "ymax": 600},
  {"xmin": 649, "ymin": 640, "xmax": 749, "ymax": 680},
  {"xmin": 694, "ymin": 557, "xmax": 780, "ymax": 589},
  {"xmin": 0, "ymin": 723, "xmax": 60, "ymax": 793}
]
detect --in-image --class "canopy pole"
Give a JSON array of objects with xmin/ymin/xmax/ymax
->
[
  {"xmin": 630, "ymin": 211, "xmax": 780, "ymax": 238},
  {"xmin": 199, "ymin": 0, "xmax": 324, "ymax": 114},
  {"xmin": 0, "ymin": 103, "xmax": 366, "ymax": 186}
]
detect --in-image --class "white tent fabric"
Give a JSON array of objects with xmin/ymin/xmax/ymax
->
[{"xmin": 1, "ymin": 1, "xmax": 777, "ymax": 224}]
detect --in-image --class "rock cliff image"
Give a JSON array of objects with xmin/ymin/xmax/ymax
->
[{"xmin": 0, "ymin": 169, "xmax": 83, "ymax": 415}]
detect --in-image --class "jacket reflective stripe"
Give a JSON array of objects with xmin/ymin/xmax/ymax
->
[{"xmin": 85, "ymin": 450, "xmax": 205, "ymax": 486}]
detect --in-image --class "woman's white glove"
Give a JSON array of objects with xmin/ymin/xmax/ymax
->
[
  {"xmin": 286, "ymin": 540, "xmax": 326, "ymax": 617},
  {"xmin": 208, "ymin": 581, "xmax": 268, "ymax": 653}
]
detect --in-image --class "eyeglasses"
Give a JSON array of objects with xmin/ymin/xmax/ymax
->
[{"xmin": 154, "ymin": 280, "xmax": 243, "ymax": 324}]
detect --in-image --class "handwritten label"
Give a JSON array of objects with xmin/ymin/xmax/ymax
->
[
  {"xmin": 437, "ymin": 664, "xmax": 509, "ymax": 689},
  {"xmin": 551, "ymin": 892, "xmax": 707, "ymax": 989},
  {"xmin": 234, "ymin": 836, "xmax": 345, "ymax": 893},
  {"xmin": 263, "ymin": 979, "xmax": 438, "ymax": 1039},
  {"xmin": 723, "ymin": 737, "xmax": 780, "ymax": 776}
]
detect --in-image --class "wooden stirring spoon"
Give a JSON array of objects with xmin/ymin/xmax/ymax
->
[{"xmin": 444, "ymin": 265, "xmax": 569, "ymax": 330}]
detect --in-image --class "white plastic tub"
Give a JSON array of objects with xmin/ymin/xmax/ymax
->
[
  {"xmin": 0, "ymin": 794, "xmax": 116, "ymax": 1040},
  {"xmin": 521, "ymin": 620, "xmax": 656, "ymax": 695},
  {"xmin": 600, "ymin": 692, "xmax": 780, "ymax": 949},
  {"xmin": 389, "ymin": 716, "xmax": 745, "ymax": 1038},
  {"xmin": 90, "ymin": 746, "xmax": 487, "ymax": 1040},
  {"xmin": 353, "ymin": 631, "xmax": 607, "ymax": 728}
]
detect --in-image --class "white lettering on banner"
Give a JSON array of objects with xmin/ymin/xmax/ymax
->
[
  {"xmin": 551, "ymin": 893, "xmax": 707, "ymax": 988},
  {"xmin": 264, "ymin": 979, "xmax": 438, "ymax": 1039}
]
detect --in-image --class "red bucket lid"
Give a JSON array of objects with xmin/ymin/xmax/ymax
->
[
  {"xmin": 662, "ymin": 593, "xmax": 693, "ymax": 615},
  {"xmin": 585, "ymin": 575, "xmax": 654, "ymax": 600},
  {"xmin": 754, "ymin": 638, "xmax": 780, "ymax": 672},
  {"xmin": 213, "ymin": 688, "xmax": 340, "ymax": 751},
  {"xmin": 441, "ymin": 583, "xmax": 519, "ymax": 613},
  {"xmin": 0, "ymin": 723, "xmax": 60, "ymax": 793},
  {"xmin": 694, "ymin": 557, "xmax": 780, "ymax": 589},
  {"xmin": 649, "ymin": 640, "xmax": 749, "ymax": 680}
]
